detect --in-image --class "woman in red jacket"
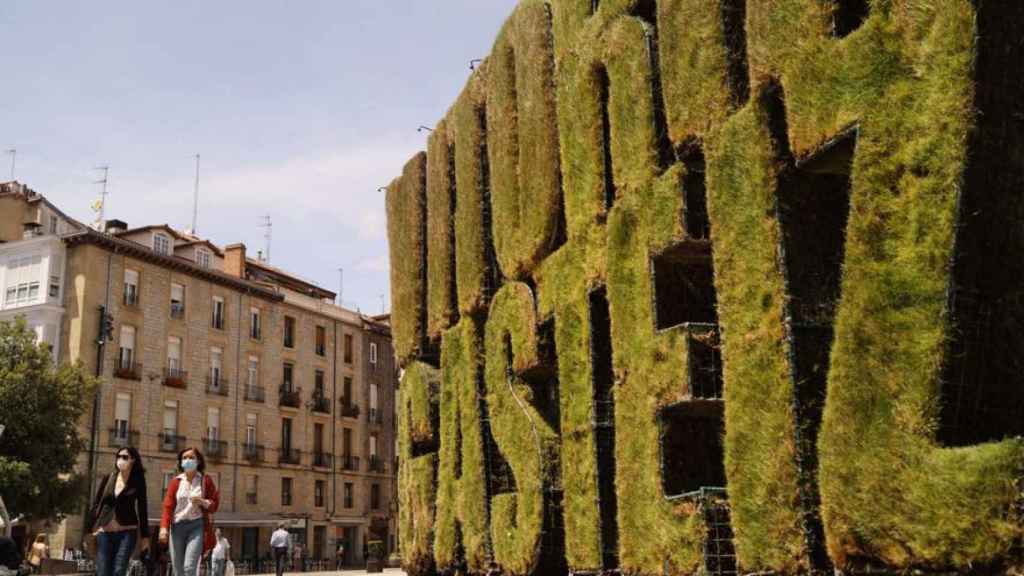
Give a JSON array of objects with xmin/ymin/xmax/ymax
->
[{"xmin": 159, "ymin": 447, "xmax": 219, "ymax": 576}]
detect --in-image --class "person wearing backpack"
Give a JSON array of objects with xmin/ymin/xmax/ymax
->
[
  {"xmin": 158, "ymin": 447, "xmax": 219, "ymax": 576},
  {"xmin": 86, "ymin": 447, "xmax": 151, "ymax": 576}
]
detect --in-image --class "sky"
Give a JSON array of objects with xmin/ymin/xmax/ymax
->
[{"xmin": 0, "ymin": 1, "xmax": 518, "ymax": 314}]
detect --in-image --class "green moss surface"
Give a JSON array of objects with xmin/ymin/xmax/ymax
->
[
  {"xmin": 398, "ymin": 362, "xmax": 440, "ymax": 576},
  {"xmin": 426, "ymin": 117, "xmax": 458, "ymax": 340},
  {"xmin": 387, "ymin": 152, "xmax": 428, "ymax": 365},
  {"xmin": 435, "ymin": 317, "xmax": 492, "ymax": 572},
  {"xmin": 484, "ymin": 282, "xmax": 561, "ymax": 575},
  {"xmin": 486, "ymin": 0, "xmax": 563, "ymax": 280}
]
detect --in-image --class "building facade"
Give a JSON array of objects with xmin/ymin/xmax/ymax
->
[{"xmin": 0, "ymin": 183, "xmax": 399, "ymax": 565}]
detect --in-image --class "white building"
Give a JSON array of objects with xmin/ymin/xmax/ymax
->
[{"xmin": 0, "ymin": 182, "xmax": 81, "ymax": 358}]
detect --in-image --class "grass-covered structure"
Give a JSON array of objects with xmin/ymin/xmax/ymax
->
[{"xmin": 387, "ymin": 0, "xmax": 1024, "ymax": 574}]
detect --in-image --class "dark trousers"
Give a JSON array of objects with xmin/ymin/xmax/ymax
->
[{"xmin": 272, "ymin": 547, "xmax": 287, "ymax": 576}]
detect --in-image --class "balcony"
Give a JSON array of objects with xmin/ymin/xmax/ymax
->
[
  {"xmin": 206, "ymin": 375, "xmax": 229, "ymax": 397},
  {"xmin": 278, "ymin": 447, "xmax": 303, "ymax": 466},
  {"xmin": 339, "ymin": 400, "xmax": 360, "ymax": 419},
  {"xmin": 170, "ymin": 302, "xmax": 185, "ymax": 319},
  {"xmin": 244, "ymin": 385, "xmax": 265, "ymax": 403},
  {"xmin": 159, "ymin": 431, "xmax": 185, "ymax": 453},
  {"xmin": 368, "ymin": 455, "xmax": 386, "ymax": 473},
  {"xmin": 279, "ymin": 386, "xmax": 301, "ymax": 409},
  {"xmin": 340, "ymin": 455, "xmax": 360, "ymax": 472},
  {"xmin": 107, "ymin": 428, "xmax": 140, "ymax": 448},
  {"xmin": 315, "ymin": 343, "xmax": 326, "ymax": 356},
  {"xmin": 312, "ymin": 451, "xmax": 332, "ymax": 469},
  {"xmin": 369, "ymin": 408, "xmax": 383, "ymax": 425},
  {"xmin": 246, "ymin": 492, "xmax": 257, "ymax": 505},
  {"xmin": 242, "ymin": 443, "xmax": 265, "ymax": 464},
  {"xmin": 204, "ymin": 438, "xmax": 228, "ymax": 461},
  {"xmin": 310, "ymin": 394, "xmax": 331, "ymax": 414},
  {"xmin": 114, "ymin": 361, "xmax": 142, "ymax": 381},
  {"xmin": 164, "ymin": 368, "xmax": 188, "ymax": 389}
]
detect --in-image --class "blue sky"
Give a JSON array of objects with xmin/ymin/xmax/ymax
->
[{"xmin": 0, "ymin": 1, "xmax": 517, "ymax": 313}]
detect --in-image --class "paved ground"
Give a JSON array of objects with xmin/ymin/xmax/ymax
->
[{"xmin": 249, "ymin": 565, "xmax": 405, "ymax": 569}]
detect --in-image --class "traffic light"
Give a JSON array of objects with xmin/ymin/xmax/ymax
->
[{"xmin": 98, "ymin": 306, "xmax": 114, "ymax": 344}]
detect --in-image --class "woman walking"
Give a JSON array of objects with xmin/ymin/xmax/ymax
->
[
  {"xmin": 159, "ymin": 447, "xmax": 219, "ymax": 576},
  {"xmin": 86, "ymin": 447, "xmax": 150, "ymax": 576},
  {"xmin": 26, "ymin": 534, "xmax": 48, "ymax": 573}
]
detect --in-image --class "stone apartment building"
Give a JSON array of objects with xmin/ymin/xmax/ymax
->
[{"xmin": 0, "ymin": 182, "xmax": 399, "ymax": 565}]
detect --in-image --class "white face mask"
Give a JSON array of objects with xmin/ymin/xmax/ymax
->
[{"xmin": 116, "ymin": 458, "xmax": 130, "ymax": 472}]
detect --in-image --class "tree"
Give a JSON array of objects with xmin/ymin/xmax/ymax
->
[{"xmin": 0, "ymin": 318, "xmax": 97, "ymax": 522}]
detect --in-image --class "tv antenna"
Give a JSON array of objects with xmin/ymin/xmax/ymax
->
[
  {"xmin": 190, "ymin": 154, "xmax": 200, "ymax": 234},
  {"xmin": 337, "ymin": 267, "xmax": 344, "ymax": 307},
  {"xmin": 259, "ymin": 214, "xmax": 272, "ymax": 262},
  {"xmin": 93, "ymin": 165, "xmax": 110, "ymax": 230},
  {"xmin": 4, "ymin": 149, "xmax": 14, "ymax": 180}
]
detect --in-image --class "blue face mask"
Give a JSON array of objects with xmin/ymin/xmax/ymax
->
[{"xmin": 182, "ymin": 458, "xmax": 198, "ymax": 471}]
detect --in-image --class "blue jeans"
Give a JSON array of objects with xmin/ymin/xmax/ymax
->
[
  {"xmin": 96, "ymin": 530, "xmax": 137, "ymax": 576},
  {"xmin": 212, "ymin": 558, "xmax": 225, "ymax": 576},
  {"xmin": 169, "ymin": 517, "xmax": 204, "ymax": 576}
]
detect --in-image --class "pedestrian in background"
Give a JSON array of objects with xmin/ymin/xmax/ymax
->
[
  {"xmin": 269, "ymin": 523, "xmax": 289, "ymax": 576},
  {"xmin": 86, "ymin": 447, "xmax": 151, "ymax": 576},
  {"xmin": 159, "ymin": 447, "xmax": 219, "ymax": 576},
  {"xmin": 26, "ymin": 534, "xmax": 48, "ymax": 573},
  {"xmin": 210, "ymin": 529, "xmax": 229, "ymax": 576}
]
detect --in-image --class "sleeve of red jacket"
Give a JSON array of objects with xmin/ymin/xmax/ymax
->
[
  {"xmin": 160, "ymin": 477, "xmax": 178, "ymax": 530},
  {"xmin": 205, "ymin": 475, "xmax": 220, "ymax": 514}
]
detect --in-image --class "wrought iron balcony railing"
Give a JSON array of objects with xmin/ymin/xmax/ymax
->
[
  {"xmin": 206, "ymin": 375, "xmax": 229, "ymax": 396},
  {"xmin": 279, "ymin": 386, "xmax": 301, "ymax": 409},
  {"xmin": 244, "ymin": 385, "xmax": 265, "ymax": 403},
  {"xmin": 163, "ymin": 367, "xmax": 188, "ymax": 389}
]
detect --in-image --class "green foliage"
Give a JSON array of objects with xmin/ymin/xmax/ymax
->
[
  {"xmin": 0, "ymin": 318, "xmax": 97, "ymax": 522},
  {"xmin": 426, "ymin": 118, "xmax": 458, "ymax": 339},
  {"xmin": 386, "ymin": 153, "xmax": 428, "ymax": 365},
  {"xmin": 398, "ymin": 362, "xmax": 440, "ymax": 576},
  {"xmin": 484, "ymin": 283, "xmax": 560, "ymax": 576},
  {"xmin": 486, "ymin": 0, "xmax": 563, "ymax": 281},
  {"xmin": 452, "ymin": 71, "xmax": 492, "ymax": 317},
  {"xmin": 435, "ymin": 317, "xmax": 491, "ymax": 572}
]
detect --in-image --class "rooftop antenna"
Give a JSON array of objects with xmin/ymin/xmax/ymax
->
[
  {"xmin": 4, "ymin": 149, "xmax": 14, "ymax": 180},
  {"xmin": 469, "ymin": 59, "xmax": 482, "ymax": 70},
  {"xmin": 379, "ymin": 293, "xmax": 386, "ymax": 313},
  {"xmin": 417, "ymin": 125, "xmax": 433, "ymax": 133},
  {"xmin": 190, "ymin": 154, "xmax": 200, "ymax": 234},
  {"xmin": 337, "ymin": 267, "xmax": 344, "ymax": 307},
  {"xmin": 92, "ymin": 165, "xmax": 110, "ymax": 230},
  {"xmin": 259, "ymin": 214, "xmax": 272, "ymax": 263}
]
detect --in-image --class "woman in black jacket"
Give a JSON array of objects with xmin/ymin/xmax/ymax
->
[{"xmin": 87, "ymin": 446, "xmax": 150, "ymax": 576}]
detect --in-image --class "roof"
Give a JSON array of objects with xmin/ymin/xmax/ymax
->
[
  {"xmin": 63, "ymin": 229, "xmax": 284, "ymax": 303},
  {"xmin": 246, "ymin": 257, "xmax": 336, "ymax": 300},
  {"xmin": 175, "ymin": 239, "xmax": 224, "ymax": 257},
  {"xmin": 115, "ymin": 224, "xmax": 190, "ymax": 241}
]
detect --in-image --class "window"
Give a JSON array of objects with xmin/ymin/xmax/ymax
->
[
  {"xmin": 343, "ymin": 377, "xmax": 353, "ymax": 405},
  {"xmin": 114, "ymin": 393, "xmax": 131, "ymax": 440},
  {"xmin": 210, "ymin": 347, "xmax": 223, "ymax": 387},
  {"xmin": 119, "ymin": 326, "xmax": 136, "ymax": 370},
  {"xmin": 314, "ymin": 370, "xmax": 325, "ymax": 398},
  {"xmin": 250, "ymin": 307, "xmax": 261, "ymax": 340},
  {"xmin": 248, "ymin": 356, "xmax": 259, "ymax": 389},
  {"xmin": 153, "ymin": 233, "xmax": 171, "ymax": 255},
  {"xmin": 3, "ymin": 255, "xmax": 42, "ymax": 308},
  {"xmin": 283, "ymin": 363, "xmax": 294, "ymax": 391},
  {"xmin": 370, "ymin": 434, "xmax": 378, "ymax": 459},
  {"xmin": 48, "ymin": 256, "xmax": 61, "ymax": 299},
  {"xmin": 163, "ymin": 401, "xmax": 178, "ymax": 436},
  {"xmin": 246, "ymin": 414, "xmax": 257, "ymax": 449},
  {"xmin": 48, "ymin": 214, "xmax": 58, "ymax": 235},
  {"xmin": 207, "ymin": 407, "xmax": 220, "ymax": 442},
  {"xmin": 315, "ymin": 326, "xmax": 326, "ymax": 356},
  {"xmin": 370, "ymin": 383, "xmax": 379, "ymax": 413},
  {"xmin": 170, "ymin": 283, "xmax": 185, "ymax": 318},
  {"xmin": 284, "ymin": 316, "xmax": 295, "ymax": 348},
  {"xmin": 281, "ymin": 478, "xmax": 293, "ymax": 506},
  {"xmin": 196, "ymin": 249, "xmax": 212, "ymax": 269},
  {"xmin": 370, "ymin": 484, "xmax": 380, "ymax": 510},
  {"xmin": 167, "ymin": 337, "xmax": 182, "ymax": 371},
  {"xmin": 344, "ymin": 483, "xmax": 353, "ymax": 509},
  {"xmin": 246, "ymin": 476, "xmax": 258, "ymax": 505},
  {"xmin": 343, "ymin": 334, "xmax": 353, "ymax": 364},
  {"xmin": 123, "ymin": 269, "xmax": 139, "ymax": 306},
  {"xmin": 212, "ymin": 296, "xmax": 225, "ymax": 330},
  {"xmin": 369, "ymin": 342, "xmax": 378, "ymax": 365},
  {"xmin": 314, "ymin": 480, "xmax": 325, "ymax": 508},
  {"xmin": 281, "ymin": 418, "xmax": 292, "ymax": 450}
]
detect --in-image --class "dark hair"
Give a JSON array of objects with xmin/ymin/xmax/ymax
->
[
  {"xmin": 176, "ymin": 446, "xmax": 206, "ymax": 473},
  {"xmin": 114, "ymin": 446, "xmax": 146, "ymax": 484}
]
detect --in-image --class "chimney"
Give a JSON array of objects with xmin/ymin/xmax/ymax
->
[
  {"xmin": 224, "ymin": 243, "xmax": 246, "ymax": 278},
  {"xmin": 104, "ymin": 219, "xmax": 128, "ymax": 234}
]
